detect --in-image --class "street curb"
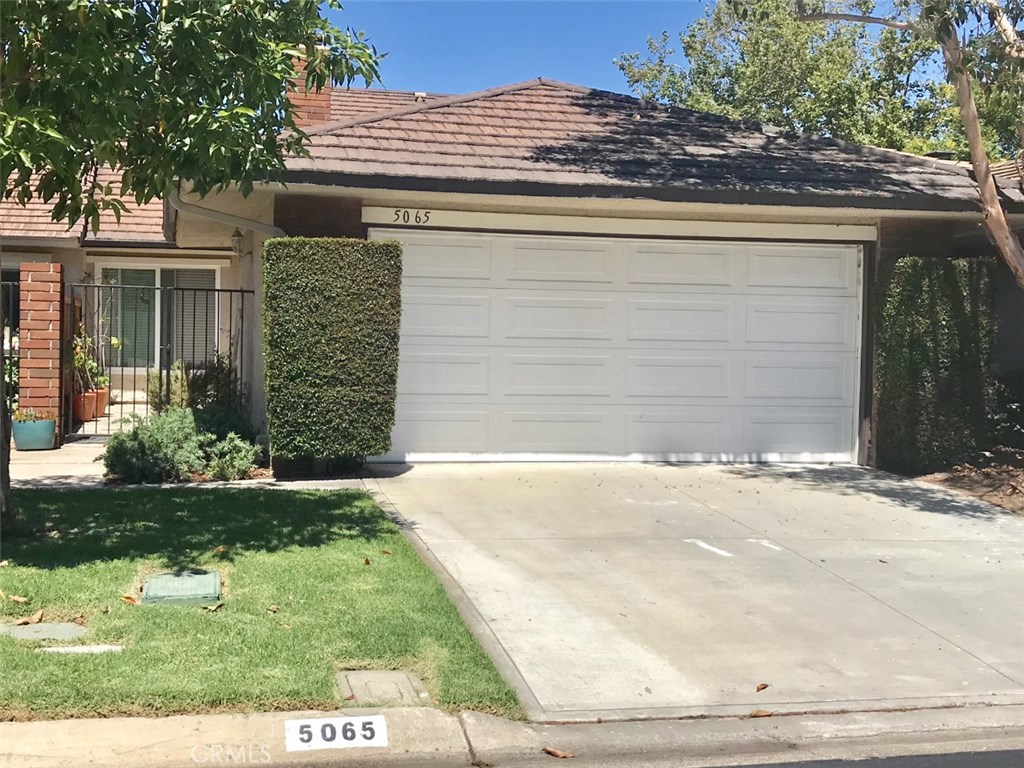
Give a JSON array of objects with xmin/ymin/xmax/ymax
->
[
  {"xmin": 3, "ymin": 704, "xmax": 1022, "ymax": 768},
  {"xmin": 462, "ymin": 704, "xmax": 1024, "ymax": 767},
  {"xmin": 0, "ymin": 707, "xmax": 470, "ymax": 768}
]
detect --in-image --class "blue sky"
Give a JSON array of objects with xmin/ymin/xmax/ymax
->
[{"xmin": 328, "ymin": 1, "xmax": 707, "ymax": 95}]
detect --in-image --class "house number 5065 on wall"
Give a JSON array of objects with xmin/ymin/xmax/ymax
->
[
  {"xmin": 284, "ymin": 715, "xmax": 388, "ymax": 751},
  {"xmin": 393, "ymin": 209, "xmax": 431, "ymax": 224}
]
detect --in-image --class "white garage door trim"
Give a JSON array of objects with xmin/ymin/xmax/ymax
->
[{"xmin": 370, "ymin": 228, "xmax": 863, "ymax": 464}]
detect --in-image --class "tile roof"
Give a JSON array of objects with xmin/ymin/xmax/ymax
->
[
  {"xmin": 0, "ymin": 194, "xmax": 81, "ymax": 241},
  {"xmin": 83, "ymin": 166, "xmax": 168, "ymax": 243},
  {"xmin": 1, "ymin": 166, "xmax": 169, "ymax": 244},
  {"xmin": 288, "ymin": 78, "xmax": 1024, "ymax": 213},
  {"xmin": 329, "ymin": 88, "xmax": 446, "ymax": 121}
]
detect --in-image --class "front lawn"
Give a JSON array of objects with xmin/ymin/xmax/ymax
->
[{"xmin": 0, "ymin": 488, "xmax": 521, "ymax": 720}]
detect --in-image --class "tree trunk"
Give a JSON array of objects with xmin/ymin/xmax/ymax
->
[
  {"xmin": 941, "ymin": 35, "xmax": 1024, "ymax": 290},
  {"xmin": 0, "ymin": 294, "xmax": 13, "ymax": 532}
]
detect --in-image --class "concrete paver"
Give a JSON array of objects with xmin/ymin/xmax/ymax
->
[
  {"xmin": 10, "ymin": 440, "xmax": 105, "ymax": 488},
  {"xmin": 370, "ymin": 463, "xmax": 1024, "ymax": 722}
]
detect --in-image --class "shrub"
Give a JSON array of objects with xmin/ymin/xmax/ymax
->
[
  {"xmin": 207, "ymin": 433, "xmax": 261, "ymax": 481},
  {"xmin": 101, "ymin": 407, "xmax": 212, "ymax": 483},
  {"xmin": 874, "ymin": 255, "xmax": 996, "ymax": 474},
  {"xmin": 147, "ymin": 355, "xmax": 253, "ymax": 439},
  {"xmin": 263, "ymin": 237, "xmax": 402, "ymax": 464}
]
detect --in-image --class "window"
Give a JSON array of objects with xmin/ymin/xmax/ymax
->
[{"xmin": 100, "ymin": 267, "xmax": 218, "ymax": 368}]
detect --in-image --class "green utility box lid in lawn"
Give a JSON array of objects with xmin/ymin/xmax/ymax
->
[{"xmin": 142, "ymin": 570, "xmax": 221, "ymax": 605}]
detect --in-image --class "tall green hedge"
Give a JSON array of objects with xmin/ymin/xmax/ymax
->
[
  {"xmin": 263, "ymin": 237, "xmax": 402, "ymax": 463},
  {"xmin": 875, "ymin": 255, "xmax": 995, "ymax": 474}
]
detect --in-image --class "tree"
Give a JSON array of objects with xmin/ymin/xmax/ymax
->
[
  {"xmin": 0, "ymin": 0, "xmax": 381, "ymax": 527},
  {"xmin": 792, "ymin": 1, "xmax": 1023, "ymax": 287},
  {"xmin": 617, "ymin": 1, "xmax": 1024, "ymax": 288}
]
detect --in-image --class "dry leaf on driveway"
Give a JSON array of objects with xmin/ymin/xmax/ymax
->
[
  {"xmin": 542, "ymin": 747, "xmax": 575, "ymax": 759},
  {"xmin": 756, "ymin": 683, "xmax": 769, "ymax": 692},
  {"xmin": 749, "ymin": 709, "xmax": 774, "ymax": 718},
  {"xmin": 14, "ymin": 610, "xmax": 43, "ymax": 626}
]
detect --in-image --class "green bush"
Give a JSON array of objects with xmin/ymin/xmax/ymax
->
[
  {"xmin": 147, "ymin": 355, "xmax": 253, "ymax": 439},
  {"xmin": 101, "ymin": 408, "xmax": 261, "ymax": 483},
  {"xmin": 207, "ymin": 433, "xmax": 261, "ymax": 481},
  {"xmin": 263, "ymin": 237, "xmax": 402, "ymax": 463},
  {"xmin": 874, "ymin": 255, "xmax": 996, "ymax": 474},
  {"xmin": 101, "ymin": 408, "xmax": 211, "ymax": 484}
]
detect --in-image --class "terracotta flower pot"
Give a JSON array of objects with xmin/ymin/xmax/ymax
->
[
  {"xmin": 94, "ymin": 387, "xmax": 109, "ymax": 417},
  {"xmin": 73, "ymin": 390, "xmax": 97, "ymax": 422}
]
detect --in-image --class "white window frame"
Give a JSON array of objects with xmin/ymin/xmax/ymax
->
[{"xmin": 86, "ymin": 259, "xmax": 225, "ymax": 371}]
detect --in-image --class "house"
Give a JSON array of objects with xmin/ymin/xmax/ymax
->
[{"xmin": 5, "ymin": 78, "xmax": 1023, "ymax": 461}]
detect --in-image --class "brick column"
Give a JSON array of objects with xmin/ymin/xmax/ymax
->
[{"xmin": 18, "ymin": 263, "xmax": 62, "ymax": 431}]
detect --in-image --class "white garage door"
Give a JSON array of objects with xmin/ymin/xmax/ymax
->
[{"xmin": 370, "ymin": 228, "xmax": 862, "ymax": 463}]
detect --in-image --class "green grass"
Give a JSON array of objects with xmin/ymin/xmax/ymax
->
[{"xmin": 0, "ymin": 488, "xmax": 522, "ymax": 720}]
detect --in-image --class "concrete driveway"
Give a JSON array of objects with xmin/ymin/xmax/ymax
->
[{"xmin": 368, "ymin": 463, "xmax": 1024, "ymax": 722}]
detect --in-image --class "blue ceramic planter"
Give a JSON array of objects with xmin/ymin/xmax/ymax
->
[{"xmin": 12, "ymin": 419, "xmax": 56, "ymax": 451}]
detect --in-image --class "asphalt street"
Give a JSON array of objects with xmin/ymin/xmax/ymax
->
[{"xmin": 724, "ymin": 751, "xmax": 1024, "ymax": 768}]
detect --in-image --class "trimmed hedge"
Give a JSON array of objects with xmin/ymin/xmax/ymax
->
[
  {"xmin": 874, "ymin": 255, "xmax": 995, "ymax": 474},
  {"xmin": 263, "ymin": 237, "xmax": 402, "ymax": 463}
]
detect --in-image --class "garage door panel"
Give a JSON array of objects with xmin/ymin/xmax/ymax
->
[
  {"xmin": 505, "ymin": 354, "xmax": 613, "ymax": 397},
  {"xmin": 627, "ymin": 242, "xmax": 735, "ymax": 287},
  {"xmin": 743, "ymin": 410, "xmax": 852, "ymax": 455},
  {"xmin": 504, "ymin": 296, "xmax": 616, "ymax": 341},
  {"xmin": 500, "ymin": 410, "xmax": 619, "ymax": 453},
  {"xmin": 747, "ymin": 244, "xmax": 858, "ymax": 292},
  {"xmin": 389, "ymin": 409, "xmax": 489, "ymax": 453},
  {"xmin": 626, "ymin": 356, "xmax": 730, "ymax": 398},
  {"xmin": 400, "ymin": 233, "xmax": 493, "ymax": 280},
  {"xmin": 398, "ymin": 352, "xmax": 490, "ymax": 395},
  {"xmin": 626, "ymin": 411, "xmax": 732, "ymax": 454},
  {"xmin": 501, "ymin": 237, "xmax": 621, "ymax": 284},
  {"xmin": 745, "ymin": 300, "xmax": 854, "ymax": 347},
  {"xmin": 743, "ymin": 358, "xmax": 849, "ymax": 401},
  {"xmin": 401, "ymin": 292, "xmax": 491, "ymax": 338},
  {"xmin": 627, "ymin": 300, "xmax": 732, "ymax": 342}
]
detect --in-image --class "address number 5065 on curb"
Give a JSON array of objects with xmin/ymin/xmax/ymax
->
[{"xmin": 285, "ymin": 716, "xmax": 388, "ymax": 751}]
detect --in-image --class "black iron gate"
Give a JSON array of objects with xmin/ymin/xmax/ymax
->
[
  {"xmin": 1, "ymin": 280, "xmax": 19, "ymax": 415},
  {"xmin": 64, "ymin": 282, "xmax": 254, "ymax": 438}
]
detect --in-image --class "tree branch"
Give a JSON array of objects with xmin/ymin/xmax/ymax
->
[
  {"xmin": 940, "ymin": 33, "xmax": 1024, "ymax": 289},
  {"xmin": 795, "ymin": 12, "xmax": 919, "ymax": 33},
  {"xmin": 981, "ymin": 0, "xmax": 1024, "ymax": 58}
]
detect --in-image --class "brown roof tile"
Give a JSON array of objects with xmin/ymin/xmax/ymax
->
[
  {"xmin": 289, "ymin": 78, "xmax": 1021, "ymax": 212},
  {"xmin": 2, "ymin": 166, "xmax": 168, "ymax": 244},
  {"xmin": 329, "ymin": 88, "xmax": 447, "ymax": 122}
]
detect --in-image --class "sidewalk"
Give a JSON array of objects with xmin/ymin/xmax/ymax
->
[
  {"xmin": 2, "ymin": 704, "xmax": 1022, "ymax": 768},
  {"xmin": 9, "ymin": 440, "xmax": 106, "ymax": 488}
]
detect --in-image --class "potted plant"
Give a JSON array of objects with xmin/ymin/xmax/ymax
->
[
  {"xmin": 12, "ymin": 407, "xmax": 56, "ymax": 451},
  {"xmin": 72, "ymin": 327, "xmax": 97, "ymax": 422}
]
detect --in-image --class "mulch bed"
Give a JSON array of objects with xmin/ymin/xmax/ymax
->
[{"xmin": 918, "ymin": 446, "xmax": 1024, "ymax": 514}]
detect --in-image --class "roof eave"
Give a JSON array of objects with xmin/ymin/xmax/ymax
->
[{"xmin": 280, "ymin": 170, "xmax": 1009, "ymax": 216}]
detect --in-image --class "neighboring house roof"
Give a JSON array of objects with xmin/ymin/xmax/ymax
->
[
  {"xmin": 1, "ymin": 165, "xmax": 169, "ymax": 245},
  {"xmin": 287, "ymin": 78, "xmax": 1024, "ymax": 214},
  {"xmin": 0, "ymin": 194, "xmax": 79, "ymax": 242},
  {"xmin": 329, "ymin": 88, "xmax": 446, "ymax": 121},
  {"xmin": 992, "ymin": 158, "xmax": 1023, "ymax": 184},
  {"xmin": 84, "ymin": 166, "xmax": 169, "ymax": 243}
]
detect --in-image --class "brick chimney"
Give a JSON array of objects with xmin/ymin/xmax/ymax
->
[{"xmin": 290, "ymin": 59, "xmax": 332, "ymax": 129}]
